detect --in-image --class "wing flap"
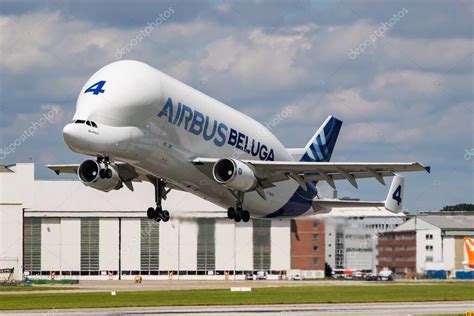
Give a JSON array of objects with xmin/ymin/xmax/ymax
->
[
  {"xmin": 47, "ymin": 164, "xmax": 79, "ymax": 175},
  {"xmin": 191, "ymin": 158, "xmax": 429, "ymax": 189}
]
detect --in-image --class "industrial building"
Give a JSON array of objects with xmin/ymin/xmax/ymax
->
[
  {"xmin": 289, "ymin": 208, "xmax": 407, "ymax": 273},
  {"xmin": 1, "ymin": 163, "xmax": 290, "ymax": 280},
  {"xmin": 290, "ymin": 219, "xmax": 326, "ymax": 272},
  {"xmin": 377, "ymin": 214, "xmax": 474, "ymax": 277},
  {"xmin": 4, "ymin": 162, "xmax": 462, "ymax": 281},
  {"xmin": 323, "ymin": 209, "xmax": 406, "ymax": 272}
]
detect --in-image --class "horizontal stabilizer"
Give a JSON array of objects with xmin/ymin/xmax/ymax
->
[
  {"xmin": 311, "ymin": 174, "xmax": 406, "ymax": 214},
  {"xmin": 312, "ymin": 199, "xmax": 384, "ymax": 214}
]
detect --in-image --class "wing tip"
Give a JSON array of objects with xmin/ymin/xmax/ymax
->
[{"xmin": 425, "ymin": 166, "xmax": 431, "ymax": 174}]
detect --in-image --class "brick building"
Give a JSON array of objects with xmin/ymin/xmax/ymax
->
[
  {"xmin": 290, "ymin": 219, "xmax": 325, "ymax": 270},
  {"xmin": 377, "ymin": 231, "xmax": 417, "ymax": 275}
]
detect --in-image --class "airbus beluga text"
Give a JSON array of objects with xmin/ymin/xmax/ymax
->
[{"xmin": 48, "ymin": 60, "xmax": 430, "ymax": 223}]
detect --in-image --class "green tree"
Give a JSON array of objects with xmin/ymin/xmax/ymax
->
[{"xmin": 439, "ymin": 203, "xmax": 474, "ymax": 212}]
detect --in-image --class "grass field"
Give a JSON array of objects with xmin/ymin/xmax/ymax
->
[
  {"xmin": 0, "ymin": 283, "xmax": 473, "ymax": 310},
  {"xmin": 0, "ymin": 286, "xmax": 77, "ymax": 292}
]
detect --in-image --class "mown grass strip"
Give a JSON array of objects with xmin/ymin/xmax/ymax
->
[{"xmin": 0, "ymin": 283, "xmax": 472, "ymax": 310}]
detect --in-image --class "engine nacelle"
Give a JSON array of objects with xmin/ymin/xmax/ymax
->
[
  {"xmin": 78, "ymin": 159, "xmax": 122, "ymax": 192},
  {"xmin": 212, "ymin": 158, "xmax": 257, "ymax": 192}
]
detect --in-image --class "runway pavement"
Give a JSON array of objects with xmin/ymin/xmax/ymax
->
[{"xmin": 2, "ymin": 301, "xmax": 473, "ymax": 315}]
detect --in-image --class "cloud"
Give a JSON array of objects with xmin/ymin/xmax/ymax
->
[
  {"xmin": 0, "ymin": 1, "xmax": 472, "ymax": 211},
  {"xmin": 200, "ymin": 27, "xmax": 310, "ymax": 91}
]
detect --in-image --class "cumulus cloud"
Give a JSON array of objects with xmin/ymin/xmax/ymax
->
[{"xmin": 0, "ymin": 1, "xmax": 472, "ymax": 211}]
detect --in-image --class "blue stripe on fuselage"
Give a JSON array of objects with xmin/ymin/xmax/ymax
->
[
  {"xmin": 264, "ymin": 116, "xmax": 342, "ymax": 218},
  {"xmin": 264, "ymin": 181, "xmax": 316, "ymax": 218}
]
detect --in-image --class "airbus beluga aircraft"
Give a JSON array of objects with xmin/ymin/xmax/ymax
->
[{"xmin": 48, "ymin": 60, "xmax": 430, "ymax": 223}]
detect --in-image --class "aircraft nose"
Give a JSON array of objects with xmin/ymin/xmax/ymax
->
[{"xmin": 63, "ymin": 123, "xmax": 84, "ymax": 151}]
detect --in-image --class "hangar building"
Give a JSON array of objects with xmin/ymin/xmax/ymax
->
[
  {"xmin": 1, "ymin": 163, "xmax": 414, "ymax": 281},
  {"xmin": 0, "ymin": 163, "xmax": 290, "ymax": 280}
]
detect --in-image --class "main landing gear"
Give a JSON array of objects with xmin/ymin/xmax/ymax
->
[
  {"xmin": 227, "ymin": 191, "xmax": 250, "ymax": 223},
  {"xmin": 147, "ymin": 178, "xmax": 170, "ymax": 222}
]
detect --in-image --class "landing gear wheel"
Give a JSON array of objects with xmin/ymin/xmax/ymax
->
[
  {"xmin": 242, "ymin": 210, "xmax": 250, "ymax": 222},
  {"xmin": 149, "ymin": 178, "xmax": 171, "ymax": 223},
  {"xmin": 234, "ymin": 214, "xmax": 242, "ymax": 222},
  {"xmin": 162, "ymin": 210, "xmax": 170, "ymax": 222},
  {"xmin": 234, "ymin": 207, "xmax": 242, "ymax": 222},
  {"xmin": 227, "ymin": 207, "xmax": 235, "ymax": 219},
  {"xmin": 105, "ymin": 168, "xmax": 113, "ymax": 178},
  {"xmin": 147, "ymin": 207, "xmax": 155, "ymax": 220},
  {"xmin": 99, "ymin": 169, "xmax": 106, "ymax": 179}
]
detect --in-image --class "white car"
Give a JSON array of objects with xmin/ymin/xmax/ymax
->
[
  {"xmin": 291, "ymin": 274, "xmax": 302, "ymax": 281},
  {"xmin": 256, "ymin": 271, "xmax": 267, "ymax": 280}
]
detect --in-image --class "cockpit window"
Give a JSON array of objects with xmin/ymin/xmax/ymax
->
[{"xmin": 74, "ymin": 119, "xmax": 98, "ymax": 128}]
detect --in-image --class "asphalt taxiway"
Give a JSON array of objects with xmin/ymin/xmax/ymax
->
[{"xmin": 2, "ymin": 301, "xmax": 473, "ymax": 315}]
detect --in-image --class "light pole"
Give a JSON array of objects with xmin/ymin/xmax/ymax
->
[
  {"xmin": 233, "ymin": 222, "xmax": 236, "ymax": 281},
  {"xmin": 177, "ymin": 219, "xmax": 180, "ymax": 280}
]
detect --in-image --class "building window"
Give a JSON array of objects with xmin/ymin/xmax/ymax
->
[
  {"xmin": 313, "ymin": 234, "xmax": 319, "ymax": 241},
  {"xmin": 253, "ymin": 219, "xmax": 271, "ymax": 270},
  {"xmin": 313, "ymin": 222, "xmax": 319, "ymax": 229},
  {"xmin": 81, "ymin": 218, "xmax": 99, "ymax": 272},
  {"xmin": 140, "ymin": 219, "xmax": 159, "ymax": 273},
  {"xmin": 426, "ymin": 234, "xmax": 433, "ymax": 240},
  {"xmin": 425, "ymin": 245, "xmax": 433, "ymax": 251},
  {"xmin": 313, "ymin": 246, "xmax": 319, "ymax": 253},
  {"xmin": 24, "ymin": 218, "xmax": 41, "ymax": 271},
  {"xmin": 313, "ymin": 258, "xmax": 319, "ymax": 265},
  {"xmin": 197, "ymin": 218, "xmax": 216, "ymax": 271},
  {"xmin": 426, "ymin": 256, "xmax": 433, "ymax": 262}
]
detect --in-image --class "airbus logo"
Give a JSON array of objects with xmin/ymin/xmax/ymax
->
[{"xmin": 158, "ymin": 98, "xmax": 275, "ymax": 161}]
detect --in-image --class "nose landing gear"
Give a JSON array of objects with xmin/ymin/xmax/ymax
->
[
  {"xmin": 146, "ymin": 177, "xmax": 170, "ymax": 222},
  {"xmin": 227, "ymin": 192, "xmax": 250, "ymax": 223},
  {"xmin": 97, "ymin": 156, "xmax": 113, "ymax": 179}
]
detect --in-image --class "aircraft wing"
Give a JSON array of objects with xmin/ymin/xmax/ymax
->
[
  {"xmin": 47, "ymin": 163, "xmax": 148, "ymax": 182},
  {"xmin": 191, "ymin": 158, "xmax": 430, "ymax": 189},
  {"xmin": 47, "ymin": 164, "xmax": 79, "ymax": 175}
]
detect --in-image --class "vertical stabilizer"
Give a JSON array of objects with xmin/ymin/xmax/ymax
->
[
  {"xmin": 463, "ymin": 237, "xmax": 474, "ymax": 268},
  {"xmin": 299, "ymin": 116, "xmax": 342, "ymax": 162}
]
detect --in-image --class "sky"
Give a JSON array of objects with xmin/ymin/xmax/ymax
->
[{"xmin": 0, "ymin": 0, "xmax": 472, "ymax": 212}]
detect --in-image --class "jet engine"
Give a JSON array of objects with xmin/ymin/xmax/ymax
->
[
  {"xmin": 78, "ymin": 159, "xmax": 123, "ymax": 192},
  {"xmin": 212, "ymin": 158, "xmax": 257, "ymax": 192}
]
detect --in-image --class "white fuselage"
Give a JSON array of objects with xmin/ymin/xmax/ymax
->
[{"xmin": 64, "ymin": 60, "xmax": 312, "ymax": 218}]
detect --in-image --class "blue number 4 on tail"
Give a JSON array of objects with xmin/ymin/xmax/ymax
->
[
  {"xmin": 84, "ymin": 80, "xmax": 106, "ymax": 95},
  {"xmin": 392, "ymin": 185, "xmax": 402, "ymax": 205}
]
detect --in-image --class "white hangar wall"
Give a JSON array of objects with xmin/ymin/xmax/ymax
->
[{"xmin": 0, "ymin": 164, "xmax": 291, "ymax": 280}]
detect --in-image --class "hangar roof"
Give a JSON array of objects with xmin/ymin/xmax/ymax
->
[{"xmin": 417, "ymin": 215, "xmax": 474, "ymax": 230}]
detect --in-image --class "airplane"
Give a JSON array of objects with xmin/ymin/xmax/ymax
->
[
  {"xmin": 47, "ymin": 60, "xmax": 430, "ymax": 223},
  {"xmin": 463, "ymin": 237, "xmax": 474, "ymax": 269}
]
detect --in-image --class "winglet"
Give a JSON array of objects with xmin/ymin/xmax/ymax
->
[
  {"xmin": 425, "ymin": 166, "xmax": 431, "ymax": 173},
  {"xmin": 385, "ymin": 174, "xmax": 405, "ymax": 213}
]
